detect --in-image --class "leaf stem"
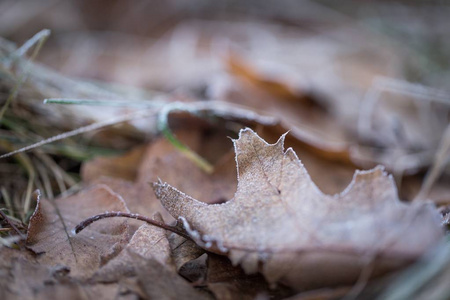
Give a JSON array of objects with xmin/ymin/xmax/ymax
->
[{"xmin": 74, "ymin": 211, "xmax": 192, "ymax": 240}]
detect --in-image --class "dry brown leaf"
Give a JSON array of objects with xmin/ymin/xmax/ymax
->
[
  {"xmin": 93, "ymin": 213, "xmax": 172, "ymax": 283},
  {"xmin": 26, "ymin": 185, "xmax": 130, "ymax": 279},
  {"xmin": 283, "ymin": 287, "xmax": 350, "ymax": 300},
  {"xmin": 169, "ymin": 233, "xmax": 205, "ymax": 273},
  {"xmin": 82, "ymin": 128, "xmax": 237, "ymax": 223},
  {"xmin": 167, "ymin": 222, "xmax": 208, "ymax": 283},
  {"xmin": 81, "ymin": 145, "xmax": 147, "ymax": 183},
  {"xmin": 0, "ymin": 247, "xmax": 136, "ymax": 300},
  {"xmin": 178, "ymin": 254, "xmax": 208, "ymax": 284},
  {"xmin": 82, "ymin": 176, "xmax": 172, "ymax": 236},
  {"xmin": 227, "ymin": 53, "xmax": 313, "ymax": 104},
  {"xmin": 225, "ymin": 45, "xmax": 450, "ymax": 175},
  {"xmin": 225, "ymin": 53, "xmax": 354, "ymax": 165},
  {"xmin": 153, "ymin": 128, "xmax": 444, "ymax": 290},
  {"xmin": 207, "ymin": 253, "xmax": 292, "ymax": 300},
  {"xmin": 256, "ymin": 127, "xmax": 357, "ymax": 195},
  {"xmin": 131, "ymin": 252, "xmax": 212, "ymax": 300},
  {"xmin": 137, "ymin": 130, "xmax": 237, "ymax": 205},
  {"xmin": 224, "ymin": 85, "xmax": 352, "ymax": 164}
]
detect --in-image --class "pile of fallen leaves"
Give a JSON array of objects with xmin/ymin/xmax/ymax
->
[
  {"xmin": 1, "ymin": 1, "xmax": 450, "ymax": 299},
  {"xmin": 0, "ymin": 127, "xmax": 444, "ymax": 299}
]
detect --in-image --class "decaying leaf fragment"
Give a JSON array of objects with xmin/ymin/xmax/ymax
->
[
  {"xmin": 0, "ymin": 255, "xmax": 131, "ymax": 300},
  {"xmin": 206, "ymin": 253, "xmax": 292, "ymax": 300},
  {"xmin": 131, "ymin": 252, "xmax": 212, "ymax": 300},
  {"xmin": 26, "ymin": 185, "xmax": 130, "ymax": 279},
  {"xmin": 92, "ymin": 213, "xmax": 172, "ymax": 283},
  {"xmin": 169, "ymin": 233, "xmax": 205, "ymax": 273},
  {"xmin": 153, "ymin": 128, "xmax": 444, "ymax": 290}
]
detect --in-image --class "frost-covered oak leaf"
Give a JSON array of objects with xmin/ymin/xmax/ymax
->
[{"xmin": 152, "ymin": 128, "xmax": 443, "ymax": 290}]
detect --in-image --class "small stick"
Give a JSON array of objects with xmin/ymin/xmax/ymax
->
[{"xmin": 74, "ymin": 211, "xmax": 192, "ymax": 240}]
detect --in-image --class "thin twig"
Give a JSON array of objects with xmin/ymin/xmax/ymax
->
[{"xmin": 74, "ymin": 211, "xmax": 192, "ymax": 240}]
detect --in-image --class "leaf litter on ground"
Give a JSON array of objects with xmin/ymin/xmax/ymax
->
[
  {"xmin": 26, "ymin": 185, "xmax": 130, "ymax": 279},
  {"xmin": 153, "ymin": 128, "xmax": 444, "ymax": 290},
  {"xmin": 1, "ymin": 122, "xmax": 443, "ymax": 299},
  {"xmin": 1, "ymin": 4, "xmax": 450, "ymax": 298}
]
